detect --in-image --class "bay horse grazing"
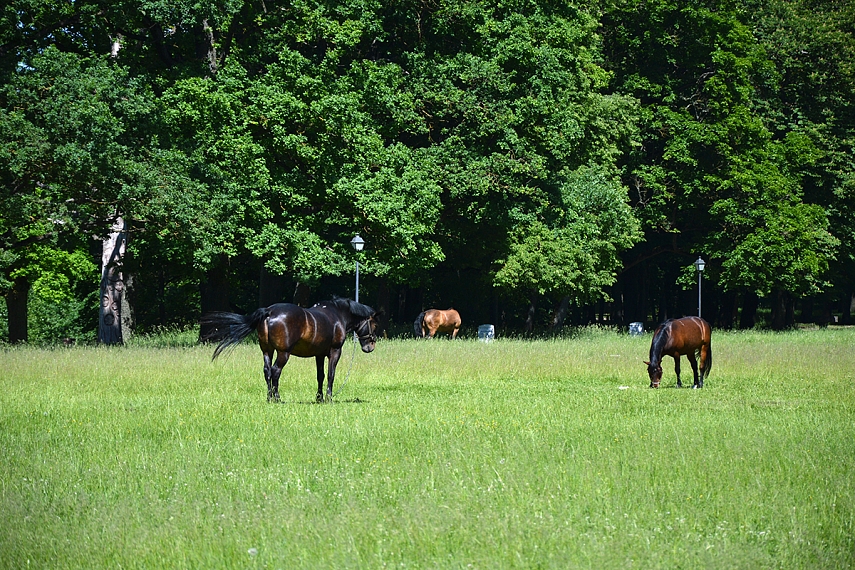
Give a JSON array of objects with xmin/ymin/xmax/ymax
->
[
  {"xmin": 414, "ymin": 308, "xmax": 461, "ymax": 339},
  {"xmin": 644, "ymin": 316, "xmax": 712, "ymax": 388},
  {"xmin": 201, "ymin": 298, "xmax": 378, "ymax": 402}
]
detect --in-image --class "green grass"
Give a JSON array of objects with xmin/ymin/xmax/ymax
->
[{"xmin": 1, "ymin": 328, "xmax": 854, "ymax": 568}]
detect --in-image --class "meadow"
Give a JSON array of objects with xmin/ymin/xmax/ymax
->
[{"xmin": 1, "ymin": 327, "xmax": 853, "ymax": 569}]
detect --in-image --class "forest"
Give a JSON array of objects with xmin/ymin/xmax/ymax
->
[{"xmin": 1, "ymin": 0, "xmax": 853, "ymax": 343}]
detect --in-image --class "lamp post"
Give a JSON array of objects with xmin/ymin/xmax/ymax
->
[
  {"xmin": 693, "ymin": 256, "xmax": 706, "ymax": 318},
  {"xmin": 350, "ymin": 234, "xmax": 365, "ymax": 303}
]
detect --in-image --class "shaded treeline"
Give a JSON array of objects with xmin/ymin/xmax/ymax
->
[{"xmin": 1, "ymin": 0, "xmax": 853, "ymax": 342}]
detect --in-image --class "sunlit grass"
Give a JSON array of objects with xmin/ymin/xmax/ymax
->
[{"xmin": 1, "ymin": 328, "xmax": 853, "ymax": 568}]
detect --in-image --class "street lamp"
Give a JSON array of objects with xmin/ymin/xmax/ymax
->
[
  {"xmin": 350, "ymin": 235, "xmax": 365, "ymax": 303},
  {"xmin": 693, "ymin": 256, "xmax": 706, "ymax": 318}
]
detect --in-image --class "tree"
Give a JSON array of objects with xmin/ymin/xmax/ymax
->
[
  {"xmin": 746, "ymin": 0, "xmax": 855, "ymax": 322},
  {"xmin": 0, "ymin": 47, "xmax": 153, "ymax": 341},
  {"xmin": 600, "ymin": 0, "xmax": 839, "ymax": 328}
]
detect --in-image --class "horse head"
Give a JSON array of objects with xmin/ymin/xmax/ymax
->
[
  {"xmin": 644, "ymin": 360, "xmax": 663, "ymax": 388},
  {"xmin": 335, "ymin": 298, "xmax": 380, "ymax": 353},
  {"xmin": 354, "ymin": 315, "xmax": 379, "ymax": 353}
]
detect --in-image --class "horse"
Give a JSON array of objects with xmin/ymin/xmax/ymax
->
[
  {"xmin": 201, "ymin": 298, "xmax": 379, "ymax": 402},
  {"xmin": 644, "ymin": 316, "xmax": 712, "ymax": 388},
  {"xmin": 413, "ymin": 308, "xmax": 461, "ymax": 339}
]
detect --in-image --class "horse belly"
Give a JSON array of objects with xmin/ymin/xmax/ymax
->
[{"xmin": 290, "ymin": 340, "xmax": 331, "ymax": 358}]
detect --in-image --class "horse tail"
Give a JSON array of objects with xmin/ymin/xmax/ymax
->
[
  {"xmin": 201, "ymin": 307, "xmax": 268, "ymax": 360},
  {"xmin": 704, "ymin": 342, "xmax": 712, "ymax": 379},
  {"xmin": 414, "ymin": 311, "xmax": 426, "ymax": 338}
]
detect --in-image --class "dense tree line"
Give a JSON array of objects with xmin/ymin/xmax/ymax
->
[{"xmin": 1, "ymin": 0, "xmax": 852, "ymax": 342}]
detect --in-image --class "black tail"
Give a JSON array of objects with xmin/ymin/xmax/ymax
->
[
  {"xmin": 200, "ymin": 308, "xmax": 268, "ymax": 360},
  {"xmin": 413, "ymin": 311, "xmax": 426, "ymax": 338},
  {"xmin": 704, "ymin": 344, "xmax": 712, "ymax": 379}
]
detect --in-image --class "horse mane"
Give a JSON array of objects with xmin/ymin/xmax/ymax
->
[
  {"xmin": 649, "ymin": 320, "xmax": 673, "ymax": 362},
  {"xmin": 327, "ymin": 297, "xmax": 375, "ymax": 318}
]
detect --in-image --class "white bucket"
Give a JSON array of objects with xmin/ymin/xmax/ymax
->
[{"xmin": 477, "ymin": 324, "xmax": 495, "ymax": 342}]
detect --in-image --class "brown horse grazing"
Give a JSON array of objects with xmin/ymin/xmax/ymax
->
[
  {"xmin": 644, "ymin": 316, "xmax": 712, "ymax": 388},
  {"xmin": 414, "ymin": 308, "xmax": 461, "ymax": 339},
  {"xmin": 201, "ymin": 298, "xmax": 378, "ymax": 402}
]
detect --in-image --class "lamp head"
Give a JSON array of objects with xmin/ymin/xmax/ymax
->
[{"xmin": 350, "ymin": 234, "xmax": 365, "ymax": 252}]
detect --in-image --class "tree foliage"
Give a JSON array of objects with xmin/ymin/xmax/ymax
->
[{"xmin": 1, "ymin": 0, "xmax": 854, "ymax": 338}]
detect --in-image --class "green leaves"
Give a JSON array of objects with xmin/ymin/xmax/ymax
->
[{"xmin": 495, "ymin": 166, "xmax": 642, "ymax": 302}]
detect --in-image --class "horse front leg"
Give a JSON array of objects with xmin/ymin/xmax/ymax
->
[
  {"xmin": 315, "ymin": 355, "xmax": 326, "ymax": 403},
  {"xmin": 674, "ymin": 356, "xmax": 682, "ymax": 388},
  {"xmin": 269, "ymin": 351, "xmax": 289, "ymax": 403},
  {"xmin": 325, "ymin": 347, "xmax": 343, "ymax": 401},
  {"xmin": 687, "ymin": 353, "xmax": 701, "ymax": 389}
]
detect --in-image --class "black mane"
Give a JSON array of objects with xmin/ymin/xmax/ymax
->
[
  {"xmin": 649, "ymin": 320, "xmax": 673, "ymax": 364},
  {"xmin": 327, "ymin": 297, "xmax": 375, "ymax": 318}
]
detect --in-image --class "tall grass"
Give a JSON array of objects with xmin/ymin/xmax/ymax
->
[{"xmin": 1, "ymin": 328, "xmax": 853, "ymax": 568}]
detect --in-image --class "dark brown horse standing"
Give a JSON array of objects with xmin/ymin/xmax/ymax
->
[
  {"xmin": 644, "ymin": 316, "xmax": 712, "ymax": 388},
  {"xmin": 202, "ymin": 298, "xmax": 378, "ymax": 402},
  {"xmin": 414, "ymin": 308, "xmax": 461, "ymax": 339}
]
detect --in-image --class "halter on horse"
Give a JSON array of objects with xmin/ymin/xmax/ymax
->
[{"xmin": 202, "ymin": 298, "xmax": 379, "ymax": 402}]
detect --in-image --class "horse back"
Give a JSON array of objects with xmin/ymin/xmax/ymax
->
[{"xmin": 664, "ymin": 317, "xmax": 710, "ymax": 355}]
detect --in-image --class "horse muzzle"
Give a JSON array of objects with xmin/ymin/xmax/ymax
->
[{"xmin": 360, "ymin": 341, "xmax": 376, "ymax": 353}]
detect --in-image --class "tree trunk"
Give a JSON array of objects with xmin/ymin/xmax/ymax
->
[
  {"xmin": 202, "ymin": 19, "xmax": 218, "ymax": 75},
  {"xmin": 551, "ymin": 296, "xmax": 570, "ymax": 331},
  {"xmin": 99, "ymin": 217, "xmax": 127, "ymax": 345},
  {"xmin": 121, "ymin": 274, "xmax": 134, "ymax": 342},
  {"xmin": 199, "ymin": 259, "xmax": 231, "ymax": 341},
  {"xmin": 739, "ymin": 291, "xmax": 759, "ymax": 329},
  {"xmin": 292, "ymin": 282, "xmax": 311, "ymax": 307},
  {"xmin": 718, "ymin": 291, "xmax": 738, "ymax": 330},
  {"xmin": 656, "ymin": 278, "xmax": 670, "ymax": 323},
  {"xmin": 842, "ymin": 292, "xmax": 854, "ymax": 325},
  {"xmin": 7, "ymin": 275, "xmax": 30, "ymax": 343},
  {"xmin": 397, "ymin": 286, "xmax": 407, "ymax": 325},
  {"xmin": 524, "ymin": 291, "xmax": 537, "ymax": 334},
  {"xmin": 799, "ymin": 296, "xmax": 814, "ymax": 324},
  {"xmin": 375, "ymin": 277, "xmax": 390, "ymax": 338},
  {"xmin": 492, "ymin": 287, "xmax": 500, "ymax": 330},
  {"xmin": 770, "ymin": 289, "xmax": 791, "ymax": 330}
]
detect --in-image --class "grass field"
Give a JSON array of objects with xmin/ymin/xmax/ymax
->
[{"xmin": 1, "ymin": 327, "xmax": 853, "ymax": 569}]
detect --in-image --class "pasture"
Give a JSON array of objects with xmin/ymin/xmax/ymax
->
[{"xmin": 1, "ymin": 327, "xmax": 853, "ymax": 568}]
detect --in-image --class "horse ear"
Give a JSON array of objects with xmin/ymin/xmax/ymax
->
[
  {"xmin": 643, "ymin": 360, "xmax": 650, "ymax": 366},
  {"xmin": 374, "ymin": 308, "xmax": 386, "ymax": 318}
]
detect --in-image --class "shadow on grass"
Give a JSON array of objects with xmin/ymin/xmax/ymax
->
[{"xmin": 289, "ymin": 398, "xmax": 368, "ymax": 405}]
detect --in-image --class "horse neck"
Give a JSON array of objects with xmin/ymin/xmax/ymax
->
[
  {"xmin": 342, "ymin": 309, "xmax": 363, "ymax": 332},
  {"xmin": 649, "ymin": 326, "xmax": 670, "ymax": 365}
]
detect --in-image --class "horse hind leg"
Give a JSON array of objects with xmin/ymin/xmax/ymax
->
[
  {"xmin": 687, "ymin": 352, "xmax": 701, "ymax": 388},
  {"xmin": 263, "ymin": 351, "xmax": 275, "ymax": 400},
  {"xmin": 698, "ymin": 344, "xmax": 711, "ymax": 388},
  {"xmin": 268, "ymin": 350, "xmax": 289, "ymax": 402}
]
